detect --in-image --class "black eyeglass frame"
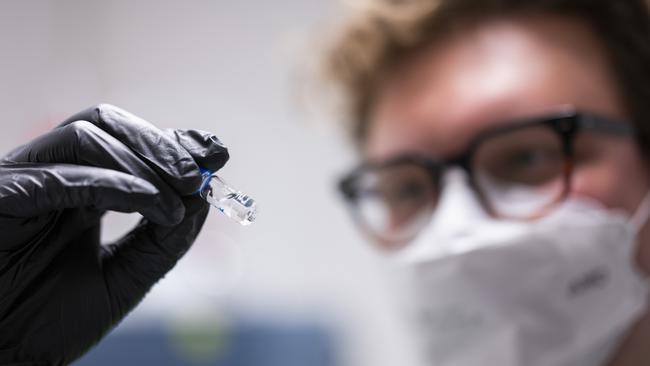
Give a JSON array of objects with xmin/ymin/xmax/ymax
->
[{"xmin": 338, "ymin": 108, "xmax": 637, "ymax": 246}]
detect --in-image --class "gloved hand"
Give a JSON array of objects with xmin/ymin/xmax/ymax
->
[{"xmin": 0, "ymin": 104, "xmax": 229, "ymax": 365}]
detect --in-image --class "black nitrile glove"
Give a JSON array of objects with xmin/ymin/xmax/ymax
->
[{"xmin": 0, "ymin": 104, "xmax": 229, "ymax": 365}]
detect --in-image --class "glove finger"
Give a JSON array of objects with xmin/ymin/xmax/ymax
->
[
  {"xmin": 0, "ymin": 163, "xmax": 173, "ymax": 224},
  {"xmin": 101, "ymin": 195, "xmax": 209, "ymax": 318},
  {"xmin": 2, "ymin": 121, "xmax": 185, "ymax": 224},
  {"xmin": 166, "ymin": 129, "xmax": 230, "ymax": 173},
  {"xmin": 58, "ymin": 104, "xmax": 202, "ymax": 195}
]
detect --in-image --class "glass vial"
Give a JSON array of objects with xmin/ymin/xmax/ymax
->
[{"xmin": 199, "ymin": 172, "xmax": 257, "ymax": 226}]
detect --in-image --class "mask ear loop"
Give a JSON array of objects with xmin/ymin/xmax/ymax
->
[{"xmin": 630, "ymin": 190, "xmax": 650, "ymax": 232}]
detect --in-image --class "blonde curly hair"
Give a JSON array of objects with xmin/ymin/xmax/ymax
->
[{"xmin": 322, "ymin": 0, "xmax": 650, "ymax": 150}]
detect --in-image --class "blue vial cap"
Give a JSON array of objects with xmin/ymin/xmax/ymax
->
[{"xmin": 197, "ymin": 167, "xmax": 214, "ymax": 194}]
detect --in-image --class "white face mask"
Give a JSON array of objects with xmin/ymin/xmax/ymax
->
[{"xmin": 397, "ymin": 170, "xmax": 650, "ymax": 366}]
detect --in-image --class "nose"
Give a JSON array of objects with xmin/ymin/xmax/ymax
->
[{"xmin": 424, "ymin": 168, "xmax": 490, "ymax": 240}]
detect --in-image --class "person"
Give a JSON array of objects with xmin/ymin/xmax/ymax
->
[
  {"xmin": 3, "ymin": 1, "xmax": 649, "ymax": 365},
  {"xmin": 324, "ymin": 0, "xmax": 650, "ymax": 365},
  {"xmin": 0, "ymin": 104, "xmax": 229, "ymax": 365}
]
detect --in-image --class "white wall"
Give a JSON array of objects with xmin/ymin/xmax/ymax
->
[{"xmin": 0, "ymin": 1, "xmax": 422, "ymax": 365}]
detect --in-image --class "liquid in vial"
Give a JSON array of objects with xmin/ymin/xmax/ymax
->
[{"xmin": 199, "ymin": 172, "xmax": 257, "ymax": 226}]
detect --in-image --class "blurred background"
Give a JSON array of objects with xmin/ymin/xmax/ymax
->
[{"xmin": 0, "ymin": 1, "xmax": 421, "ymax": 365}]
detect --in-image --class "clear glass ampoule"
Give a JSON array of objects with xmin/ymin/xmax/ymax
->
[{"xmin": 199, "ymin": 170, "xmax": 257, "ymax": 226}]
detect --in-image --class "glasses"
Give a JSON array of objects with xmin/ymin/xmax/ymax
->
[{"xmin": 338, "ymin": 108, "xmax": 636, "ymax": 249}]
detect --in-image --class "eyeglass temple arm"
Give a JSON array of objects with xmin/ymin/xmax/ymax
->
[{"xmin": 578, "ymin": 114, "xmax": 636, "ymax": 136}]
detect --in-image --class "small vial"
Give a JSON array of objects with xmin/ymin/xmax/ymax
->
[{"xmin": 199, "ymin": 171, "xmax": 257, "ymax": 226}]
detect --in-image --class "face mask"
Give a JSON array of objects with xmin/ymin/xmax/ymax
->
[{"xmin": 396, "ymin": 170, "xmax": 650, "ymax": 366}]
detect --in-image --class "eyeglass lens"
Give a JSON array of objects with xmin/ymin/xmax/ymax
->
[{"xmin": 472, "ymin": 124, "xmax": 567, "ymax": 219}]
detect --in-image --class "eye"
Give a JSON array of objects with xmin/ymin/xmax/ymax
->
[
  {"xmin": 474, "ymin": 125, "xmax": 565, "ymax": 186},
  {"xmin": 504, "ymin": 146, "xmax": 561, "ymax": 169},
  {"xmin": 389, "ymin": 179, "xmax": 429, "ymax": 202}
]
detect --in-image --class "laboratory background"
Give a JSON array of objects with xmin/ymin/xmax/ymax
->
[{"xmin": 0, "ymin": 1, "xmax": 421, "ymax": 366}]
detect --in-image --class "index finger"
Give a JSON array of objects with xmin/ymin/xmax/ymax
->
[{"xmin": 59, "ymin": 104, "xmax": 202, "ymax": 195}]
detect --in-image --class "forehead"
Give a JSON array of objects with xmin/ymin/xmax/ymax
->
[{"xmin": 365, "ymin": 15, "xmax": 627, "ymax": 161}]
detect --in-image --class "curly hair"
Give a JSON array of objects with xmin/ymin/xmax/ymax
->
[{"xmin": 322, "ymin": 0, "xmax": 650, "ymax": 152}]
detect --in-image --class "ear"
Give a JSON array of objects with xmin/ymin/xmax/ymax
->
[
  {"xmin": 635, "ymin": 219, "xmax": 650, "ymax": 275},
  {"xmin": 633, "ymin": 167, "xmax": 650, "ymax": 275}
]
